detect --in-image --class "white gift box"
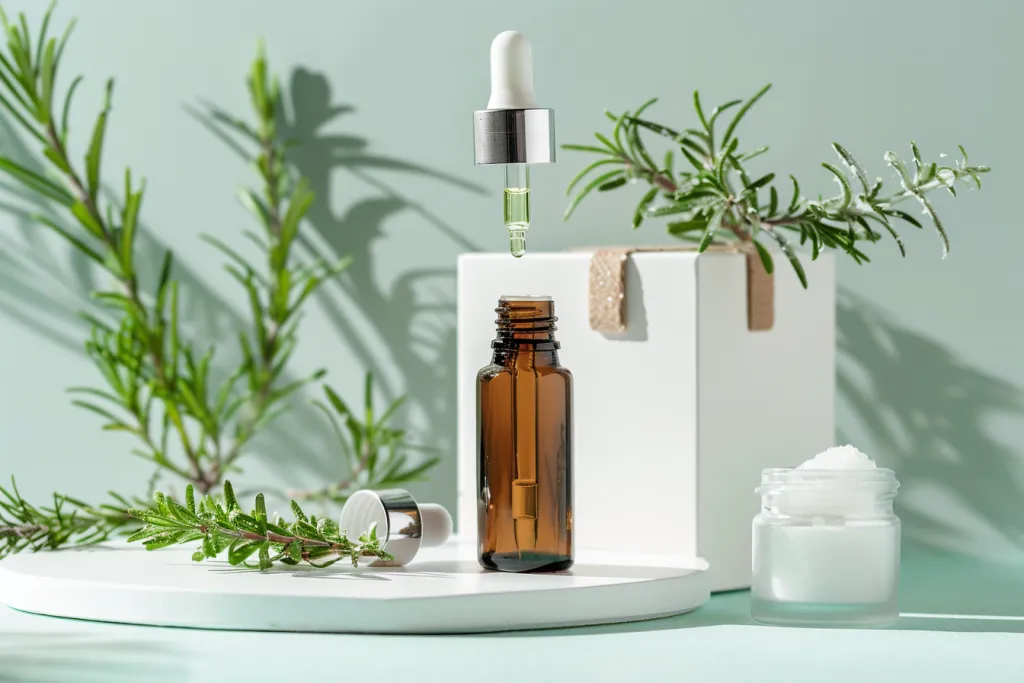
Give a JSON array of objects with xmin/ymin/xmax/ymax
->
[{"xmin": 456, "ymin": 250, "xmax": 834, "ymax": 591}]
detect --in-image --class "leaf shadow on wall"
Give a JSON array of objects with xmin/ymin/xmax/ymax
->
[
  {"xmin": 836, "ymin": 287, "xmax": 1024, "ymax": 615},
  {"xmin": 287, "ymin": 68, "xmax": 484, "ymax": 508},
  {"xmin": 0, "ymin": 119, "xmax": 84, "ymax": 354},
  {"xmin": 196, "ymin": 66, "xmax": 485, "ymax": 507},
  {"xmin": 836, "ymin": 288, "xmax": 1024, "ymax": 555}
]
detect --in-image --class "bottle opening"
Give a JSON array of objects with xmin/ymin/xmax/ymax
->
[{"xmin": 493, "ymin": 296, "xmax": 558, "ymax": 344}]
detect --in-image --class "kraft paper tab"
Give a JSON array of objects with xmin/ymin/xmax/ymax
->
[{"xmin": 587, "ymin": 245, "xmax": 774, "ymax": 333}]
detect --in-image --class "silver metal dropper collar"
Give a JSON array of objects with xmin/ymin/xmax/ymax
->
[{"xmin": 473, "ymin": 108, "xmax": 555, "ymax": 165}]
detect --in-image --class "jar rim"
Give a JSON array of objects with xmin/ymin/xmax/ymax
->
[
  {"xmin": 757, "ymin": 467, "xmax": 899, "ymax": 496},
  {"xmin": 761, "ymin": 466, "xmax": 896, "ymax": 479}
]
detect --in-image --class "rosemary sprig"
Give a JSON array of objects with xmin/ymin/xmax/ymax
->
[
  {"xmin": 0, "ymin": 3, "xmax": 342, "ymax": 494},
  {"xmin": 202, "ymin": 42, "xmax": 352, "ymax": 486},
  {"xmin": 0, "ymin": 478, "xmax": 141, "ymax": 560},
  {"xmin": 563, "ymin": 84, "xmax": 991, "ymax": 286},
  {"xmin": 290, "ymin": 374, "xmax": 440, "ymax": 503},
  {"xmin": 127, "ymin": 482, "xmax": 391, "ymax": 570},
  {"xmin": 0, "ymin": 3, "xmax": 434, "ymax": 559}
]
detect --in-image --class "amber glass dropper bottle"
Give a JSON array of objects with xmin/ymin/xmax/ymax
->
[{"xmin": 477, "ymin": 296, "xmax": 573, "ymax": 572}]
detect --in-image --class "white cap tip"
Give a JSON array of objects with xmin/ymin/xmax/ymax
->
[
  {"xmin": 419, "ymin": 503, "xmax": 453, "ymax": 547},
  {"xmin": 487, "ymin": 30, "xmax": 537, "ymax": 110}
]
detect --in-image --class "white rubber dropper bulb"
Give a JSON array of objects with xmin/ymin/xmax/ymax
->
[
  {"xmin": 419, "ymin": 504, "xmax": 453, "ymax": 548},
  {"xmin": 487, "ymin": 31, "xmax": 538, "ymax": 110}
]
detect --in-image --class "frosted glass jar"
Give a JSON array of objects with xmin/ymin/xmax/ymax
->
[{"xmin": 751, "ymin": 468, "xmax": 900, "ymax": 626}]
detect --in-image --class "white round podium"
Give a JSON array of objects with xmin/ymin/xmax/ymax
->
[{"xmin": 0, "ymin": 540, "xmax": 709, "ymax": 633}]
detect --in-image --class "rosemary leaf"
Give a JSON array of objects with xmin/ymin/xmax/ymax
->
[{"xmin": 560, "ymin": 83, "xmax": 989, "ymax": 288}]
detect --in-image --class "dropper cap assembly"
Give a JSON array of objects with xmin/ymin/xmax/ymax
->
[
  {"xmin": 339, "ymin": 489, "xmax": 453, "ymax": 567},
  {"xmin": 473, "ymin": 31, "xmax": 555, "ymax": 165}
]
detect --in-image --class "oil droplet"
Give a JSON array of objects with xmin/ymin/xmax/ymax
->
[{"xmin": 509, "ymin": 229, "xmax": 526, "ymax": 257}]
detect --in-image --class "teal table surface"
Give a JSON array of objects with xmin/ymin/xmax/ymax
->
[{"xmin": 1, "ymin": 544, "xmax": 1022, "ymax": 683}]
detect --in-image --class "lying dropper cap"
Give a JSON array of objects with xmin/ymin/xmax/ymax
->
[{"xmin": 339, "ymin": 489, "xmax": 453, "ymax": 567}]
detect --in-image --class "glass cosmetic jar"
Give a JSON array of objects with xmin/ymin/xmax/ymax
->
[{"xmin": 751, "ymin": 467, "xmax": 900, "ymax": 627}]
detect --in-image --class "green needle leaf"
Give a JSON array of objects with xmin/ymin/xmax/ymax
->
[
  {"xmin": 611, "ymin": 110, "xmax": 626, "ymax": 153},
  {"xmin": 598, "ymin": 176, "xmax": 627, "ymax": 192},
  {"xmin": 363, "ymin": 372, "xmax": 374, "ymax": 427},
  {"xmin": 84, "ymin": 79, "xmax": 113, "ymax": 202},
  {"xmin": 254, "ymin": 493, "xmax": 267, "ymax": 534},
  {"xmin": 228, "ymin": 540, "xmax": 261, "ymax": 566},
  {"xmin": 865, "ymin": 212, "xmax": 905, "ymax": 257},
  {"xmin": 561, "ymin": 143, "xmax": 617, "ymax": 156},
  {"xmin": 764, "ymin": 229, "xmax": 807, "ymax": 288},
  {"xmin": 746, "ymin": 172, "xmax": 775, "ymax": 193},
  {"xmin": 565, "ymin": 158, "xmax": 620, "ymax": 196},
  {"xmin": 693, "ymin": 90, "xmax": 710, "ymax": 134},
  {"xmin": 786, "ymin": 175, "xmax": 801, "ymax": 214},
  {"xmin": 39, "ymin": 37, "xmax": 56, "ymax": 119},
  {"xmin": 667, "ymin": 219, "xmax": 707, "ymax": 236},
  {"xmin": 884, "ymin": 150, "xmax": 913, "ymax": 188},
  {"xmin": 633, "ymin": 187, "xmax": 658, "ymax": 229},
  {"xmin": 887, "ymin": 209, "xmax": 923, "ymax": 229},
  {"xmin": 290, "ymin": 499, "xmax": 308, "ymax": 523},
  {"xmin": 916, "ymin": 194, "xmax": 950, "ymax": 258},
  {"xmin": 821, "ymin": 163, "xmax": 852, "ymax": 210},
  {"xmin": 698, "ymin": 203, "xmax": 727, "ymax": 252},
  {"xmin": 120, "ymin": 170, "xmax": 143, "ymax": 274},
  {"xmin": 633, "ymin": 97, "xmax": 658, "ymax": 119},
  {"xmin": 678, "ymin": 145, "xmax": 704, "ymax": 171},
  {"xmin": 0, "ymin": 158, "xmax": 74, "ymax": 205},
  {"xmin": 721, "ymin": 83, "xmax": 771, "ymax": 148},
  {"xmin": 753, "ymin": 240, "xmax": 774, "ymax": 274},
  {"xmin": 59, "ymin": 74, "xmax": 82, "ymax": 142},
  {"xmin": 223, "ymin": 481, "xmax": 240, "ymax": 512},
  {"xmin": 258, "ymin": 544, "xmax": 271, "ymax": 571},
  {"xmin": 594, "ymin": 132, "xmax": 620, "ymax": 155},
  {"xmin": 35, "ymin": 2, "xmax": 54, "ymax": 70},
  {"xmin": 832, "ymin": 142, "xmax": 870, "ymax": 193},
  {"xmin": 34, "ymin": 214, "xmax": 103, "ymax": 264},
  {"xmin": 564, "ymin": 169, "xmax": 624, "ymax": 220},
  {"xmin": 708, "ymin": 99, "xmax": 742, "ymax": 128}
]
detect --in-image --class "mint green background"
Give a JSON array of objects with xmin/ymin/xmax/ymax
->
[{"xmin": 1, "ymin": 0, "xmax": 1022, "ymax": 575}]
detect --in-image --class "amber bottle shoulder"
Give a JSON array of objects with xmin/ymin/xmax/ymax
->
[
  {"xmin": 477, "ymin": 363, "xmax": 507, "ymax": 383},
  {"xmin": 477, "ymin": 362, "xmax": 570, "ymax": 382}
]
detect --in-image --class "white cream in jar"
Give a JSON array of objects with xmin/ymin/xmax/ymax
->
[{"xmin": 751, "ymin": 445, "xmax": 901, "ymax": 626}]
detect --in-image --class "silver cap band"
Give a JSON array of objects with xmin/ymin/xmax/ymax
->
[{"xmin": 473, "ymin": 108, "xmax": 555, "ymax": 165}]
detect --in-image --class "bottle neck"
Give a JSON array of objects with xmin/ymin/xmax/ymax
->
[{"xmin": 491, "ymin": 296, "xmax": 560, "ymax": 364}]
